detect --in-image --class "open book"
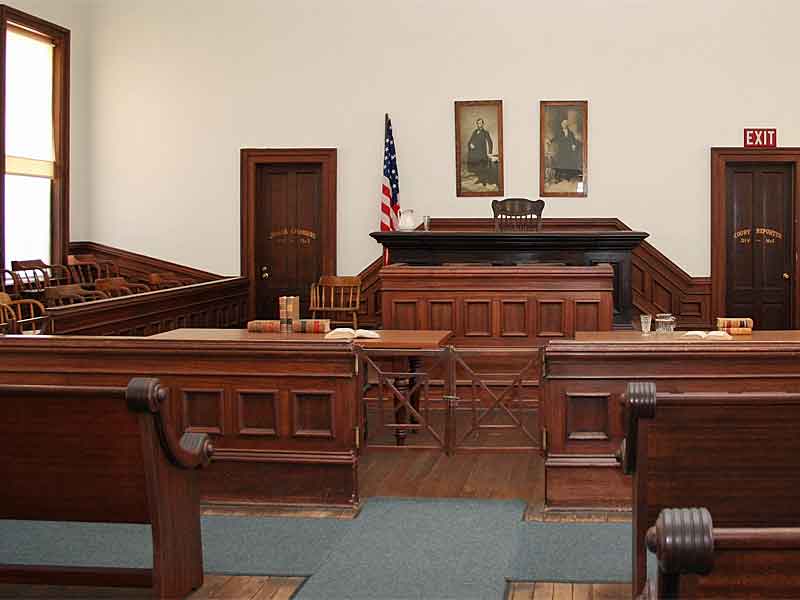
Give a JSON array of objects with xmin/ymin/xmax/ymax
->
[
  {"xmin": 683, "ymin": 330, "xmax": 732, "ymax": 339},
  {"xmin": 324, "ymin": 328, "xmax": 381, "ymax": 340}
]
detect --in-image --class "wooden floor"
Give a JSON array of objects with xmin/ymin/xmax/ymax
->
[
  {"xmin": 507, "ymin": 581, "xmax": 631, "ymax": 600},
  {"xmin": 0, "ymin": 575, "xmax": 305, "ymax": 599},
  {"xmin": 0, "ymin": 578, "xmax": 631, "ymax": 600},
  {"xmin": 358, "ymin": 448, "xmax": 544, "ymax": 506}
]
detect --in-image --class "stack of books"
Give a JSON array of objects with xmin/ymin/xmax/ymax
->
[
  {"xmin": 279, "ymin": 296, "xmax": 300, "ymax": 333},
  {"xmin": 716, "ymin": 317, "xmax": 753, "ymax": 335}
]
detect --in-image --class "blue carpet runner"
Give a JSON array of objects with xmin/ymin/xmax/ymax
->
[{"xmin": 0, "ymin": 498, "xmax": 632, "ymax": 599}]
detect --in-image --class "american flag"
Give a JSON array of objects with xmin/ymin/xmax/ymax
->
[{"xmin": 380, "ymin": 114, "xmax": 400, "ymax": 231}]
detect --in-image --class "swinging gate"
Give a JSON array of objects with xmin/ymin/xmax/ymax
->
[{"xmin": 355, "ymin": 346, "xmax": 541, "ymax": 454}]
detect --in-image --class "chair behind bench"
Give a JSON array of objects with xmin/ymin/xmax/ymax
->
[{"xmin": 0, "ymin": 378, "xmax": 214, "ymax": 598}]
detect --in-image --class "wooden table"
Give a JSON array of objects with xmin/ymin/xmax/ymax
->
[
  {"xmin": 150, "ymin": 328, "xmax": 452, "ymax": 348},
  {"xmin": 542, "ymin": 330, "xmax": 800, "ymax": 510}
]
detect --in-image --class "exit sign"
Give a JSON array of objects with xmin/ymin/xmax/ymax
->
[{"xmin": 744, "ymin": 128, "xmax": 777, "ymax": 147}]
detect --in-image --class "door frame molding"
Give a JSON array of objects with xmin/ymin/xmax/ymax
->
[
  {"xmin": 711, "ymin": 147, "xmax": 800, "ymax": 327},
  {"xmin": 240, "ymin": 148, "xmax": 337, "ymax": 319}
]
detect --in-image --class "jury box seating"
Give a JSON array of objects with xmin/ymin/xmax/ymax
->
[
  {"xmin": 619, "ymin": 382, "xmax": 800, "ymax": 596},
  {"xmin": 640, "ymin": 507, "xmax": 800, "ymax": 599},
  {"xmin": 0, "ymin": 377, "xmax": 214, "ymax": 598}
]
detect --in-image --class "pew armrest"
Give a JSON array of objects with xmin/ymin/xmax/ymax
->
[
  {"xmin": 125, "ymin": 377, "xmax": 214, "ymax": 469},
  {"xmin": 618, "ymin": 381, "xmax": 657, "ymax": 475}
]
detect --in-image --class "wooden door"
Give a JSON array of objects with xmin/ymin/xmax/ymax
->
[
  {"xmin": 725, "ymin": 163, "xmax": 794, "ymax": 329},
  {"xmin": 254, "ymin": 164, "xmax": 323, "ymax": 318}
]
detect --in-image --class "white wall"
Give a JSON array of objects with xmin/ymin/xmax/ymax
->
[
  {"xmin": 10, "ymin": 0, "xmax": 92, "ymax": 240},
  {"xmin": 82, "ymin": 0, "xmax": 800, "ymax": 276}
]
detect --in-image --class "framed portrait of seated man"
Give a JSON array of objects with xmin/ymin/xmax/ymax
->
[
  {"xmin": 455, "ymin": 99, "xmax": 504, "ymax": 197},
  {"xmin": 540, "ymin": 100, "xmax": 588, "ymax": 197}
]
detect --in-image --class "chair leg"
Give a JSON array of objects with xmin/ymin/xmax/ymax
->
[{"xmin": 353, "ymin": 313, "xmax": 358, "ymax": 329}]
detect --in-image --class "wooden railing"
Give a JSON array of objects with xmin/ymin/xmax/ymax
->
[
  {"xmin": 47, "ymin": 276, "xmax": 249, "ymax": 335},
  {"xmin": 68, "ymin": 241, "xmax": 219, "ymax": 284}
]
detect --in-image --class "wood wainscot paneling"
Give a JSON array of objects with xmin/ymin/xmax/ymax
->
[
  {"xmin": 68, "ymin": 241, "xmax": 220, "ymax": 284},
  {"xmin": 47, "ymin": 277, "xmax": 249, "ymax": 336},
  {"xmin": 0, "ymin": 335, "xmax": 359, "ymax": 508},
  {"xmin": 541, "ymin": 331, "xmax": 800, "ymax": 511},
  {"xmin": 380, "ymin": 264, "xmax": 614, "ymax": 347},
  {"xmin": 356, "ymin": 217, "xmax": 712, "ymax": 330}
]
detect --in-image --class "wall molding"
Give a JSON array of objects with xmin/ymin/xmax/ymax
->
[{"xmin": 69, "ymin": 240, "xmax": 221, "ymax": 283}]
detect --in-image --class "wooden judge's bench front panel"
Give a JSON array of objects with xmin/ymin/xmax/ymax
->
[
  {"xmin": 380, "ymin": 264, "xmax": 615, "ymax": 347},
  {"xmin": 542, "ymin": 331, "xmax": 800, "ymax": 510}
]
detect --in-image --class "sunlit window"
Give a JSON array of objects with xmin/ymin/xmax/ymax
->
[{"xmin": 4, "ymin": 25, "xmax": 55, "ymax": 269}]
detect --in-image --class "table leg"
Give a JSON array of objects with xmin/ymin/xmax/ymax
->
[{"xmin": 394, "ymin": 356, "xmax": 421, "ymax": 446}]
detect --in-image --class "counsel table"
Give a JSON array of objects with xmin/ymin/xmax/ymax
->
[
  {"xmin": 0, "ymin": 329, "xmax": 451, "ymax": 508},
  {"xmin": 542, "ymin": 330, "xmax": 800, "ymax": 510}
]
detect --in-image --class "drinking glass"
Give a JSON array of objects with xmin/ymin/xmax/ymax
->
[
  {"xmin": 640, "ymin": 314, "xmax": 652, "ymax": 335},
  {"xmin": 423, "ymin": 215, "xmax": 431, "ymax": 231}
]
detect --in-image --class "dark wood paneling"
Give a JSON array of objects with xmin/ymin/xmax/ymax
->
[
  {"xmin": 380, "ymin": 264, "xmax": 614, "ymax": 348},
  {"xmin": 358, "ymin": 217, "xmax": 712, "ymax": 329},
  {"xmin": 47, "ymin": 277, "xmax": 249, "ymax": 335},
  {"xmin": 0, "ymin": 335, "xmax": 359, "ymax": 508},
  {"xmin": 543, "ymin": 331, "xmax": 800, "ymax": 518},
  {"xmin": 236, "ymin": 390, "xmax": 279, "ymax": 437}
]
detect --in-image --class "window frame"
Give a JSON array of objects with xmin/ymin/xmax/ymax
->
[{"xmin": 0, "ymin": 4, "xmax": 69, "ymax": 267}]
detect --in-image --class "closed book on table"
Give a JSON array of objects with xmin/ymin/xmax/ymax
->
[
  {"xmin": 247, "ymin": 320, "xmax": 282, "ymax": 333},
  {"xmin": 293, "ymin": 319, "xmax": 331, "ymax": 333},
  {"xmin": 716, "ymin": 317, "xmax": 754, "ymax": 329}
]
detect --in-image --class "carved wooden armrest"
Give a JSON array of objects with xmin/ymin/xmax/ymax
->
[
  {"xmin": 126, "ymin": 377, "xmax": 214, "ymax": 469},
  {"xmin": 616, "ymin": 381, "xmax": 657, "ymax": 474},
  {"xmin": 643, "ymin": 507, "xmax": 714, "ymax": 599}
]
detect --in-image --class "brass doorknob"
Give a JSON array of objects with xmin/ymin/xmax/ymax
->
[
  {"xmin": 261, "ymin": 266, "xmax": 270, "ymax": 280},
  {"xmin": 783, "ymin": 273, "xmax": 791, "ymax": 280}
]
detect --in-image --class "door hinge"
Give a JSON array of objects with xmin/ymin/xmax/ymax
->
[
  {"xmin": 355, "ymin": 426, "xmax": 360, "ymax": 450},
  {"xmin": 541, "ymin": 428, "xmax": 548, "ymax": 452}
]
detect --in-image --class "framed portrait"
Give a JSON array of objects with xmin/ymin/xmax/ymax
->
[
  {"xmin": 540, "ymin": 100, "xmax": 588, "ymax": 197},
  {"xmin": 455, "ymin": 100, "xmax": 504, "ymax": 197}
]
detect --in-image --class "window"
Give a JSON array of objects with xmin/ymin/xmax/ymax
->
[{"xmin": 0, "ymin": 6, "xmax": 69, "ymax": 269}]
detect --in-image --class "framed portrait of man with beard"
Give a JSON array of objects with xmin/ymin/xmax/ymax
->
[
  {"xmin": 540, "ymin": 100, "xmax": 588, "ymax": 197},
  {"xmin": 455, "ymin": 100, "xmax": 504, "ymax": 197}
]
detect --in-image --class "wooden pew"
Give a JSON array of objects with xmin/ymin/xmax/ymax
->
[
  {"xmin": 620, "ymin": 382, "xmax": 800, "ymax": 595},
  {"xmin": 0, "ymin": 377, "xmax": 214, "ymax": 598},
  {"xmin": 640, "ymin": 507, "xmax": 800, "ymax": 599}
]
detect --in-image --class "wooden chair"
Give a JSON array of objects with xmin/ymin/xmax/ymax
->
[
  {"xmin": 491, "ymin": 198, "xmax": 545, "ymax": 231},
  {"xmin": 0, "ymin": 377, "xmax": 214, "ymax": 598},
  {"xmin": 95, "ymin": 277, "xmax": 151, "ymax": 297},
  {"xmin": 0, "ymin": 303, "xmax": 17, "ymax": 334},
  {"xmin": 11, "ymin": 259, "xmax": 72, "ymax": 286},
  {"xmin": 619, "ymin": 382, "xmax": 800, "ymax": 595},
  {"xmin": 43, "ymin": 284, "xmax": 109, "ymax": 307},
  {"xmin": 1, "ymin": 270, "xmax": 20, "ymax": 299},
  {"xmin": 11, "ymin": 266, "xmax": 49, "ymax": 293},
  {"xmin": 640, "ymin": 507, "xmax": 800, "ymax": 599},
  {"xmin": 310, "ymin": 275, "xmax": 361, "ymax": 328},
  {"xmin": 66, "ymin": 259, "xmax": 101, "ymax": 287},
  {"xmin": 0, "ymin": 292, "xmax": 50, "ymax": 334}
]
